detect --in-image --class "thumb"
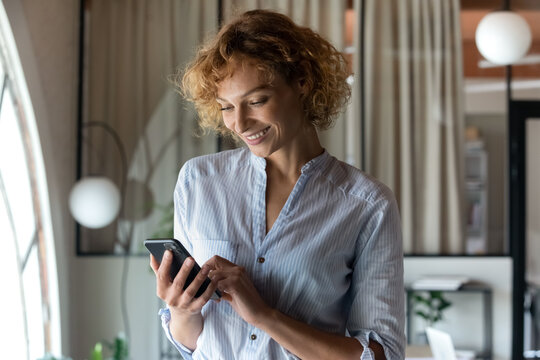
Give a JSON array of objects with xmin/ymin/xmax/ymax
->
[
  {"xmin": 220, "ymin": 292, "xmax": 233, "ymax": 302},
  {"xmin": 206, "ymin": 255, "xmax": 235, "ymax": 270},
  {"xmin": 150, "ymin": 255, "xmax": 159, "ymax": 274}
]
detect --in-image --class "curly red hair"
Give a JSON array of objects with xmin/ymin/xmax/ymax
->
[{"xmin": 176, "ymin": 9, "xmax": 351, "ymax": 137}]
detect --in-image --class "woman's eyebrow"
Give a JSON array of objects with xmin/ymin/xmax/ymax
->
[{"xmin": 216, "ymin": 85, "xmax": 271, "ymax": 102}]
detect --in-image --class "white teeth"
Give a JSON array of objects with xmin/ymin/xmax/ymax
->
[{"xmin": 246, "ymin": 127, "xmax": 269, "ymax": 140}]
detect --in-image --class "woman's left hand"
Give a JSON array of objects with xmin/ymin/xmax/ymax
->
[
  {"xmin": 205, "ymin": 256, "xmax": 272, "ymax": 326},
  {"xmin": 206, "ymin": 256, "xmax": 378, "ymax": 359}
]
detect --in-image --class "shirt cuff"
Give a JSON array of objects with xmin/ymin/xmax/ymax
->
[
  {"xmin": 159, "ymin": 307, "xmax": 195, "ymax": 359},
  {"xmin": 353, "ymin": 330, "xmax": 388, "ymax": 360}
]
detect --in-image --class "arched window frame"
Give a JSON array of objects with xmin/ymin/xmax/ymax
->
[{"xmin": 0, "ymin": 2, "xmax": 61, "ymax": 358}]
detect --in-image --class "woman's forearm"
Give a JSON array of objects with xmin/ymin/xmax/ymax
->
[
  {"xmin": 256, "ymin": 309, "xmax": 386, "ymax": 360},
  {"xmin": 169, "ymin": 309, "xmax": 204, "ymax": 351}
]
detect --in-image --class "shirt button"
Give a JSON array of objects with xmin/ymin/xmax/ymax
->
[
  {"xmin": 251, "ymin": 334, "xmax": 257, "ymax": 340},
  {"xmin": 257, "ymin": 257, "xmax": 265, "ymax": 263}
]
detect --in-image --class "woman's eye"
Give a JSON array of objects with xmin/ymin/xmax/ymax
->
[
  {"xmin": 220, "ymin": 106, "xmax": 233, "ymax": 112},
  {"xmin": 250, "ymin": 98, "xmax": 268, "ymax": 106}
]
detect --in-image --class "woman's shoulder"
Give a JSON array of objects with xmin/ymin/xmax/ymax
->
[
  {"xmin": 323, "ymin": 156, "xmax": 396, "ymax": 204},
  {"xmin": 180, "ymin": 147, "xmax": 250, "ymax": 179}
]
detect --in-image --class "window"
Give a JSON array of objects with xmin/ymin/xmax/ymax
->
[{"xmin": 0, "ymin": 3, "xmax": 60, "ymax": 359}]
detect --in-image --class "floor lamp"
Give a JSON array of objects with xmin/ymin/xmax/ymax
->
[
  {"xmin": 69, "ymin": 121, "xmax": 132, "ymax": 351},
  {"xmin": 475, "ymin": 1, "xmax": 533, "ymax": 358}
]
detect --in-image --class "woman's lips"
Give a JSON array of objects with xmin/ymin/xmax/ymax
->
[{"xmin": 244, "ymin": 126, "xmax": 270, "ymax": 145}]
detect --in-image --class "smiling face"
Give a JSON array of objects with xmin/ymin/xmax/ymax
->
[{"xmin": 216, "ymin": 59, "xmax": 314, "ymax": 160}]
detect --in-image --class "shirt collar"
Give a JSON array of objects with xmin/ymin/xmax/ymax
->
[
  {"xmin": 300, "ymin": 149, "xmax": 330, "ymax": 174},
  {"xmin": 249, "ymin": 148, "xmax": 330, "ymax": 175},
  {"xmin": 249, "ymin": 150, "xmax": 267, "ymax": 170}
]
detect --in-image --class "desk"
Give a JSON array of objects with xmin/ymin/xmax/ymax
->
[{"xmin": 406, "ymin": 345, "xmax": 433, "ymax": 358}]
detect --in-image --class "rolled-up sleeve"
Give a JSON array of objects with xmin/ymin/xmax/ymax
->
[
  {"xmin": 159, "ymin": 307, "xmax": 195, "ymax": 360},
  {"xmin": 347, "ymin": 190, "xmax": 405, "ymax": 359}
]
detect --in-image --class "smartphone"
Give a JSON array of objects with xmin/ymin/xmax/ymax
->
[{"xmin": 145, "ymin": 238, "xmax": 221, "ymax": 300}]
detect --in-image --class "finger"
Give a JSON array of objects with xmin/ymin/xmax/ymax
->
[
  {"xmin": 220, "ymin": 291, "xmax": 233, "ymax": 302},
  {"xmin": 183, "ymin": 264, "xmax": 211, "ymax": 301},
  {"xmin": 156, "ymin": 250, "xmax": 173, "ymax": 283},
  {"xmin": 192, "ymin": 277, "xmax": 221, "ymax": 307},
  {"xmin": 209, "ymin": 267, "xmax": 246, "ymax": 284},
  {"xmin": 214, "ymin": 277, "xmax": 239, "ymax": 295},
  {"xmin": 172, "ymin": 257, "xmax": 195, "ymax": 292},
  {"xmin": 209, "ymin": 267, "xmax": 247, "ymax": 293},
  {"xmin": 150, "ymin": 255, "xmax": 159, "ymax": 274},
  {"xmin": 205, "ymin": 255, "xmax": 235, "ymax": 270},
  {"xmin": 208, "ymin": 269, "xmax": 234, "ymax": 283}
]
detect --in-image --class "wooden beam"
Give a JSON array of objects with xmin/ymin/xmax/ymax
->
[{"xmin": 462, "ymin": 0, "xmax": 540, "ymax": 10}]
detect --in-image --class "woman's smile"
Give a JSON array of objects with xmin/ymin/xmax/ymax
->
[{"xmin": 244, "ymin": 126, "xmax": 271, "ymax": 144}]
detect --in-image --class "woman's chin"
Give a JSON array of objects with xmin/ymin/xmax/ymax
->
[
  {"xmin": 246, "ymin": 143, "xmax": 274, "ymax": 159},
  {"xmin": 248, "ymin": 147, "xmax": 268, "ymax": 158}
]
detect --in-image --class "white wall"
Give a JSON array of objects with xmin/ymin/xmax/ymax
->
[
  {"xmin": 75, "ymin": 257, "xmax": 160, "ymax": 360},
  {"xmin": 465, "ymin": 78, "xmax": 540, "ymax": 115}
]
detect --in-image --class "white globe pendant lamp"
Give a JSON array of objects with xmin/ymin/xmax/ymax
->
[
  {"xmin": 475, "ymin": 10, "xmax": 532, "ymax": 66},
  {"xmin": 70, "ymin": 121, "xmax": 127, "ymax": 232},
  {"xmin": 69, "ymin": 176, "xmax": 121, "ymax": 229}
]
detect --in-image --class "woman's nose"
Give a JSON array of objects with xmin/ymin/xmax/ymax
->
[{"xmin": 234, "ymin": 106, "xmax": 250, "ymax": 134}]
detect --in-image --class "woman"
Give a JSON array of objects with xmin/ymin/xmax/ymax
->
[{"xmin": 150, "ymin": 9, "xmax": 404, "ymax": 360}]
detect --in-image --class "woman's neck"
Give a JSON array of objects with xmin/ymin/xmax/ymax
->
[{"xmin": 265, "ymin": 127, "xmax": 323, "ymax": 182}]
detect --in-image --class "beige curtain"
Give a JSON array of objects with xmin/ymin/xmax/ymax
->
[
  {"xmin": 82, "ymin": 0, "xmax": 218, "ymax": 253},
  {"xmin": 357, "ymin": 0, "xmax": 465, "ymax": 254},
  {"xmin": 222, "ymin": 0, "xmax": 347, "ymax": 162},
  {"xmin": 223, "ymin": 1, "xmax": 465, "ymax": 254}
]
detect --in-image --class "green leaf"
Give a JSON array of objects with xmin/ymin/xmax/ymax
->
[
  {"xmin": 411, "ymin": 290, "xmax": 452, "ymax": 326},
  {"xmin": 90, "ymin": 343, "xmax": 103, "ymax": 360},
  {"xmin": 413, "ymin": 294, "xmax": 429, "ymax": 305},
  {"xmin": 415, "ymin": 310, "xmax": 429, "ymax": 320},
  {"xmin": 439, "ymin": 302, "xmax": 452, "ymax": 312},
  {"xmin": 111, "ymin": 334, "xmax": 128, "ymax": 360}
]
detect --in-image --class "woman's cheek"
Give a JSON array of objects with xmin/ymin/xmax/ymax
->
[{"xmin": 222, "ymin": 114, "xmax": 234, "ymax": 131}]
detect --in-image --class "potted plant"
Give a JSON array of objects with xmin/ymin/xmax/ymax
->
[
  {"xmin": 40, "ymin": 332, "xmax": 128, "ymax": 360},
  {"xmin": 91, "ymin": 332, "xmax": 129, "ymax": 360},
  {"xmin": 412, "ymin": 290, "xmax": 452, "ymax": 344}
]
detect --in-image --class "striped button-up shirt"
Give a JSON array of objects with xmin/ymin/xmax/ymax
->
[{"xmin": 160, "ymin": 147, "xmax": 405, "ymax": 359}]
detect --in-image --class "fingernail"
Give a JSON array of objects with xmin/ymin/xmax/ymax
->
[
  {"xmin": 164, "ymin": 251, "xmax": 171, "ymax": 259},
  {"xmin": 201, "ymin": 265, "xmax": 210, "ymax": 275},
  {"xmin": 185, "ymin": 257, "xmax": 193, "ymax": 266}
]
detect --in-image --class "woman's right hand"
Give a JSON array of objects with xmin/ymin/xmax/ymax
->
[
  {"xmin": 150, "ymin": 250, "xmax": 219, "ymax": 350},
  {"xmin": 150, "ymin": 251, "xmax": 219, "ymax": 316}
]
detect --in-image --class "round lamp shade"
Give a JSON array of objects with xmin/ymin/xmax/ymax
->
[
  {"xmin": 475, "ymin": 11, "xmax": 532, "ymax": 65},
  {"xmin": 69, "ymin": 176, "xmax": 121, "ymax": 228}
]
